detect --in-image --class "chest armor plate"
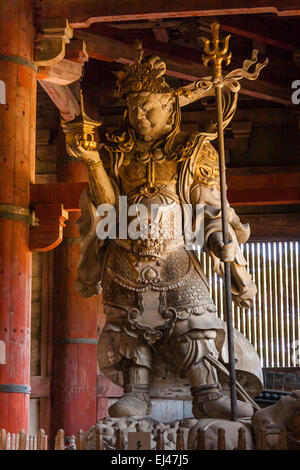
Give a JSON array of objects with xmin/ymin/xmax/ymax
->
[{"xmin": 119, "ymin": 152, "xmax": 179, "ymax": 195}]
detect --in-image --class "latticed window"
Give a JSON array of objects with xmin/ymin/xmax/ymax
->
[{"xmin": 199, "ymin": 242, "xmax": 300, "ymax": 368}]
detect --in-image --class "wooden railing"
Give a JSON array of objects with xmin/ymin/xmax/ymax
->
[
  {"xmin": 0, "ymin": 426, "xmax": 295, "ymax": 450},
  {"xmin": 0, "ymin": 429, "xmax": 47, "ymax": 450}
]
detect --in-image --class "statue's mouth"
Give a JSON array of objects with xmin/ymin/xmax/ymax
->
[
  {"xmin": 136, "ymin": 120, "xmax": 151, "ymax": 131},
  {"xmin": 138, "ymin": 250, "xmax": 160, "ymax": 259}
]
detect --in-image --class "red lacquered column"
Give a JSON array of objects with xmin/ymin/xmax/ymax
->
[
  {"xmin": 0, "ymin": 0, "xmax": 36, "ymax": 432},
  {"xmin": 51, "ymin": 155, "xmax": 100, "ymax": 439}
]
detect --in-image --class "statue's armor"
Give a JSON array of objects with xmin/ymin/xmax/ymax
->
[
  {"xmin": 75, "ymin": 133, "xmax": 262, "ymax": 394},
  {"xmin": 98, "ymin": 136, "xmax": 227, "ymax": 378}
]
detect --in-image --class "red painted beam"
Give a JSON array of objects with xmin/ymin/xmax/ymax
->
[
  {"xmin": 220, "ymin": 16, "xmax": 300, "ymax": 51},
  {"xmin": 29, "ymin": 203, "xmax": 68, "ymax": 252},
  {"xmin": 30, "ymin": 182, "xmax": 87, "ymax": 211},
  {"xmin": 40, "ymin": 1, "xmax": 300, "ymax": 28},
  {"xmin": 227, "ymin": 172, "xmax": 300, "ymax": 206}
]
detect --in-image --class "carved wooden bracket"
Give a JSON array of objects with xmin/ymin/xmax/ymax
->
[
  {"xmin": 38, "ymin": 60, "xmax": 84, "ymax": 85},
  {"xmin": 37, "ymin": 40, "xmax": 88, "ymax": 85},
  {"xmin": 65, "ymin": 39, "xmax": 89, "ymax": 64},
  {"xmin": 36, "ymin": 28, "xmax": 88, "ymax": 118},
  {"xmin": 29, "ymin": 182, "xmax": 84, "ymax": 252},
  {"xmin": 29, "ymin": 203, "xmax": 68, "ymax": 252},
  {"xmin": 35, "ymin": 18, "xmax": 73, "ymax": 67}
]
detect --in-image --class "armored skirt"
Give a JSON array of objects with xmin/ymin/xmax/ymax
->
[{"xmin": 98, "ymin": 239, "xmax": 226, "ymax": 380}]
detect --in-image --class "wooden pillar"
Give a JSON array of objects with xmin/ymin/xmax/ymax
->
[
  {"xmin": 0, "ymin": 1, "xmax": 36, "ymax": 432},
  {"xmin": 51, "ymin": 147, "xmax": 99, "ymax": 438}
]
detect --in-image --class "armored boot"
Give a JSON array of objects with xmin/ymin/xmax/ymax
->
[
  {"xmin": 108, "ymin": 365, "xmax": 152, "ymax": 417},
  {"xmin": 188, "ymin": 358, "xmax": 254, "ymax": 420}
]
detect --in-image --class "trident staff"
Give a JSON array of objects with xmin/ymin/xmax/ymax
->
[{"xmin": 201, "ymin": 21, "xmax": 238, "ymax": 421}]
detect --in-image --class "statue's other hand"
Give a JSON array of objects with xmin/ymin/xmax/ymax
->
[
  {"xmin": 217, "ymin": 240, "xmax": 235, "ymax": 263},
  {"xmin": 66, "ymin": 142, "xmax": 100, "ymax": 165},
  {"xmin": 209, "ymin": 233, "xmax": 235, "ymax": 263}
]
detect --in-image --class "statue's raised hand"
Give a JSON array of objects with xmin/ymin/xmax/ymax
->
[{"xmin": 66, "ymin": 141, "xmax": 101, "ymax": 166}]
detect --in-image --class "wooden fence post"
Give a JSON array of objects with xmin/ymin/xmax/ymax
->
[
  {"xmin": 76, "ymin": 429, "xmax": 85, "ymax": 450},
  {"xmin": 115, "ymin": 429, "xmax": 124, "ymax": 450},
  {"xmin": 196, "ymin": 428, "xmax": 205, "ymax": 450},
  {"xmin": 38, "ymin": 429, "xmax": 46, "ymax": 450},
  {"xmin": 255, "ymin": 430, "xmax": 267, "ymax": 450},
  {"xmin": 0, "ymin": 429, "xmax": 6, "ymax": 450},
  {"xmin": 237, "ymin": 427, "xmax": 246, "ymax": 450},
  {"xmin": 55, "ymin": 429, "xmax": 65, "ymax": 450},
  {"xmin": 11, "ymin": 433, "xmax": 16, "ymax": 450},
  {"xmin": 278, "ymin": 428, "xmax": 288, "ymax": 450},
  {"xmin": 6, "ymin": 432, "xmax": 11, "ymax": 450},
  {"xmin": 156, "ymin": 429, "xmax": 165, "ymax": 450},
  {"xmin": 43, "ymin": 434, "xmax": 48, "ymax": 450},
  {"xmin": 18, "ymin": 430, "xmax": 27, "ymax": 450},
  {"xmin": 217, "ymin": 428, "xmax": 225, "ymax": 450},
  {"xmin": 176, "ymin": 429, "xmax": 184, "ymax": 450}
]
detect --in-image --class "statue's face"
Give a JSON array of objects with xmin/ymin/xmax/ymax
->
[{"xmin": 127, "ymin": 92, "xmax": 174, "ymax": 142}]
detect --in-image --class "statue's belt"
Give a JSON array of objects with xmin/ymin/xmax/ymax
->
[
  {"xmin": 111, "ymin": 271, "xmax": 187, "ymax": 292},
  {"xmin": 112, "ymin": 238, "xmax": 186, "ymax": 255}
]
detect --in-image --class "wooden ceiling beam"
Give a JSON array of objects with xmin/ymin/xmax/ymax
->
[
  {"xmin": 74, "ymin": 27, "xmax": 291, "ymax": 105},
  {"xmin": 239, "ymin": 213, "xmax": 300, "ymax": 242},
  {"xmin": 40, "ymin": 1, "xmax": 300, "ymax": 28},
  {"xmin": 31, "ymin": 182, "xmax": 87, "ymax": 212},
  {"xmin": 38, "ymin": 81, "xmax": 80, "ymax": 121},
  {"xmin": 219, "ymin": 16, "xmax": 300, "ymax": 51}
]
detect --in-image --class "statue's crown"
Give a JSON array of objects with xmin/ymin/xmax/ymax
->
[{"xmin": 114, "ymin": 40, "xmax": 173, "ymax": 98}]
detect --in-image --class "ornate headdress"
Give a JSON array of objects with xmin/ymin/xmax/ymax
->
[{"xmin": 114, "ymin": 40, "xmax": 174, "ymax": 98}]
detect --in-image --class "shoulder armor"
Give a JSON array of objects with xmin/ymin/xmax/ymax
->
[{"xmin": 193, "ymin": 141, "xmax": 220, "ymax": 189}]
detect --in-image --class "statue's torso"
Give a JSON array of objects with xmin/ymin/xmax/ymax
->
[{"xmin": 100, "ymin": 138, "xmax": 220, "ymax": 337}]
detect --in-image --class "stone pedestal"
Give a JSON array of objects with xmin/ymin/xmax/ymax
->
[{"xmin": 84, "ymin": 416, "xmax": 254, "ymax": 450}]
